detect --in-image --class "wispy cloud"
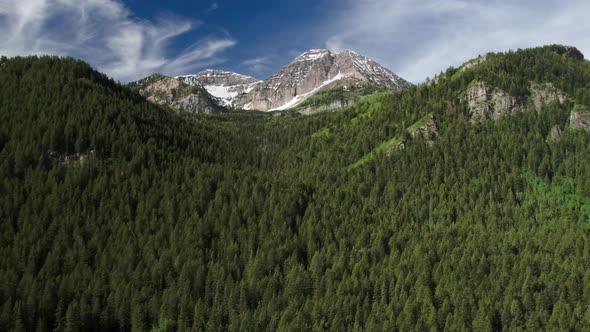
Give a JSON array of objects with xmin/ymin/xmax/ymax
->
[
  {"xmin": 0, "ymin": 0, "xmax": 237, "ymax": 82},
  {"xmin": 324, "ymin": 0, "xmax": 590, "ymax": 83},
  {"xmin": 207, "ymin": 2, "xmax": 219, "ymax": 12},
  {"xmin": 241, "ymin": 56, "xmax": 275, "ymax": 76}
]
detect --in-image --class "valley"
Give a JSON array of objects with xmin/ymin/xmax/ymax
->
[{"xmin": 1, "ymin": 45, "xmax": 590, "ymax": 331}]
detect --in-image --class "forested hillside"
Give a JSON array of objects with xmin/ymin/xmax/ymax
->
[{"xmin": 2, "ymin": 45, "xmax": 590, "ymax": 331}]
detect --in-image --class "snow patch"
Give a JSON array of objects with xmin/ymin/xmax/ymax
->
[
  {"xmin": 204, "ymin": 85, "xmax": 238, "ymax": 99},
  {"xmin": 295, "ymin": 49, "xmax": 330, "ymax": 62},
  {"xmin": 244, "ymin": 82, "xmax": 260, "ymax": 93}
]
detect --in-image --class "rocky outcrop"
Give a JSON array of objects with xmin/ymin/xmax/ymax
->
[
  {"xmin": 570, "ymin": 105, "xmax": 590, "ymax": 130},
  {"xmin": 466, "ymin": 81, "xmax": 567, "ymax": 122},
  {"xmin": 560, "ymin": 46, "xmax": 585, "ymax": 61},
  {"xmin": 129, "ymin": 74, "xmax": 221, "ymax": 114},
  {"xmin": 47, "ymin": 150, "xmax": 95, "ymax": 167},
  {"xmin": 385, "ymin": 114, "xmax": 439, "ymax": 153},
  {"xmin": 460, "ymin": 55, "xmax": 487, "ymax": 73},
  {"xmin": 549, "ymin": 125, "xmax": 563, "ymax": 140},
  {"xmin": 466, "ymin": 82, "xmax": 521, "ymax": 122},
  {"xmin": 384, "ymin": 141, "xmax": 406, "ymax": 155},
  {"xmin": 298, "ymin": 99, "xmax": 354, "ymax": 115},
  {"xmin": 409, "ymin": 114, "xmax": 439, "ymax": 143},
  {"xmin": 530, "ymin": 82, "xmax": 567, "ymax": 112}
]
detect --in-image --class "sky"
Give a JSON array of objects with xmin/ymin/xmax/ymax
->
[{"xmin": 1, "ymin": 0, "xmax": 589, "ymax": 83}]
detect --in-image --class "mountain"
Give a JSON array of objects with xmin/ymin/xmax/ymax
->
[
  {"xmin": 233, "ymin": 49, "xmax": 412, "ymax": 111},
  {"xmin": 5, "ymin": 45, "xmax": 590, "ymax": 331},
  {"xmin": 131, "ymin": 48, "xmax": 411, "ymax": 113},
  {"xmin": 128, "ymin": 74, "xmax": 222, "ymax": 114}
]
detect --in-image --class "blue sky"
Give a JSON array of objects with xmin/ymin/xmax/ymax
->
[
  {"xmin": 122, "ymin": 0, "xmax": 335, "ymax": 77},
  {"xmin": 1, "ymin": 0, "xmax": 589, "ymax": 83}
]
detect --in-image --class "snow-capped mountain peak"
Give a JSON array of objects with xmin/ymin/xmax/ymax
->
[
  {"xmin": 295, "ymin": 49, "xmax": 331, "ymax": 62},
  {"xmin": 234, "ymin": 49, "xmax": 412, "ymax": 111},
  {"xmin": 333, "ymin": 50, "xmax": 408, "ymax": 89},
  {"xmin": 132, "ymin": 48, "xmax": 411, "ymax": 112}
]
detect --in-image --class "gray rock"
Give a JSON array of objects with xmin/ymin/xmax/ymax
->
[
  {"xmin": 298, "ymin": 99, "xmax": 354, "ymax": 115},
  {"xmin": 570, "ymin": 105, "xmax": 590, "ymax": 130},
  {"xmin": 466, "ymin": 81, "xmax": 567, "ymax": 123},
  {"xmin": 561, "ymin": 46, "xmax": 585, "ymax": 61},
  {"xmin": 460, "ymin": 55, "xmax": 487, "ymax": 73},
  {"xmin": 409, "ymin": 114, "xmax": 439, "ymax": 144},
  {"xmin": 129, "ymin": 74, "xmax": 221, "ymax": 114},
  {"xmin": 549, "ymin": 125, "xmax": 563, "ymax": 140},
  {"xmin": 530, "ymin": 82, "xmax": 567, "ymax": 112},
  {"xmin": 466, "ymin": 81, "xmax": 521, "ymax": 122}
]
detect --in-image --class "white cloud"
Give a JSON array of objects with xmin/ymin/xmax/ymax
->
[
  {"xmin": 0, "ymin": 0, "xmax": 236, "ymax": 82},
  {"xmin": 324, "ymin": 0, "xmax": 590, "ymax": 83}
]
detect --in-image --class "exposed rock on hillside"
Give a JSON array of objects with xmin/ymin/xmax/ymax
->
[
  {"xmin": 460, "ymin": 55, "xmax": 487, "ymax": 73},
  {"xmin": 47, "ymin": 150, "xmax": 95, "ymax": 167},
  {"xmin": 466, "ymin": 82, "xmax": 521, "ymax": 122},
  {"xmin": 530, "ymin": 82, "xmax": 567, "ymax": 112},
  {"xmin": 409, "ymin": 114, "xmax": 439, "ymax": 144},
  {"xmin": 570, "ymin": 105, "xmax": 590, "ymax": 130},
  {"xmin": 298, "ymin": 99, "xmax": 353, "ymax": 115},
  {"xmin": 466, "ymin": 81, "xmax": 567, "ymax": 122},
  {"xmin": 384, "ymin": 114, "xmax": 439, "ymax": 153},
  {"xmin": 129, "ymin": 74, "xmax": 221, "ymax": 114},
  {"xmin": 549, "ymin": 125, "xmax": 563, "ymax": 140},
  {"xmin": 560, "ymin": 46, "xmax": 585, "ymax": 61}
]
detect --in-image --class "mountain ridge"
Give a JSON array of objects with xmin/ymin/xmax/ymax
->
[{"xmin": 129, "ymin": 48, "xmax": 412, "ymax": 113}]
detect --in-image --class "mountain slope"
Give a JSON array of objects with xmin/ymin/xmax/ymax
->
[
  {"xmin": 234, "ymin": 49, "xmax": 412, "ymax": 111},
  {"xmin": 4, "ymin": 45, "xmax": 590, "ymax": 331}
]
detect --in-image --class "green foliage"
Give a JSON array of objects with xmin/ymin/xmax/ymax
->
[
  {"xmin": 292, "ymin": 81, "xmax": 385, "ymax": 112},
  {"xmin": 2, "ymin": 46, "xmax": 590, "ymax": 331},
  {"xmin": 406, "ymin": 114, "xmax": 432, "ymax": 132},
  {"xmin": 522, "ymin": 175, "xmax": 590, "ymax": 228},
  {"xmin": 348, "ymin": 136, "xmax": 402, "ymax": 169}
]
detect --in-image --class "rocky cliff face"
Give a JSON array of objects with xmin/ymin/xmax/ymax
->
[
  {"xmin": 234, "ymin": 49, "xmax": 412, "ymax": 111},
  {"xmin": 466, "ymin": 81, "xmax": 567, "ymax": 122},
  {"xmin": 178, "ymin": 70, "xmax": 261, "ymax": 107},
  {"xmin": 466, "ymin": 82, "xmax": 521, "ymax": 122},
  {"xmin": 560, "ymin": 46, "xmax": 585, "ymax": 61},
  {"xmin": 530, "ymin": 82, "xmax": 567, "ymax": 112},
  {"xmin": 129, "ymin": 74, "xmax": 221, "ymax": 114}
]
